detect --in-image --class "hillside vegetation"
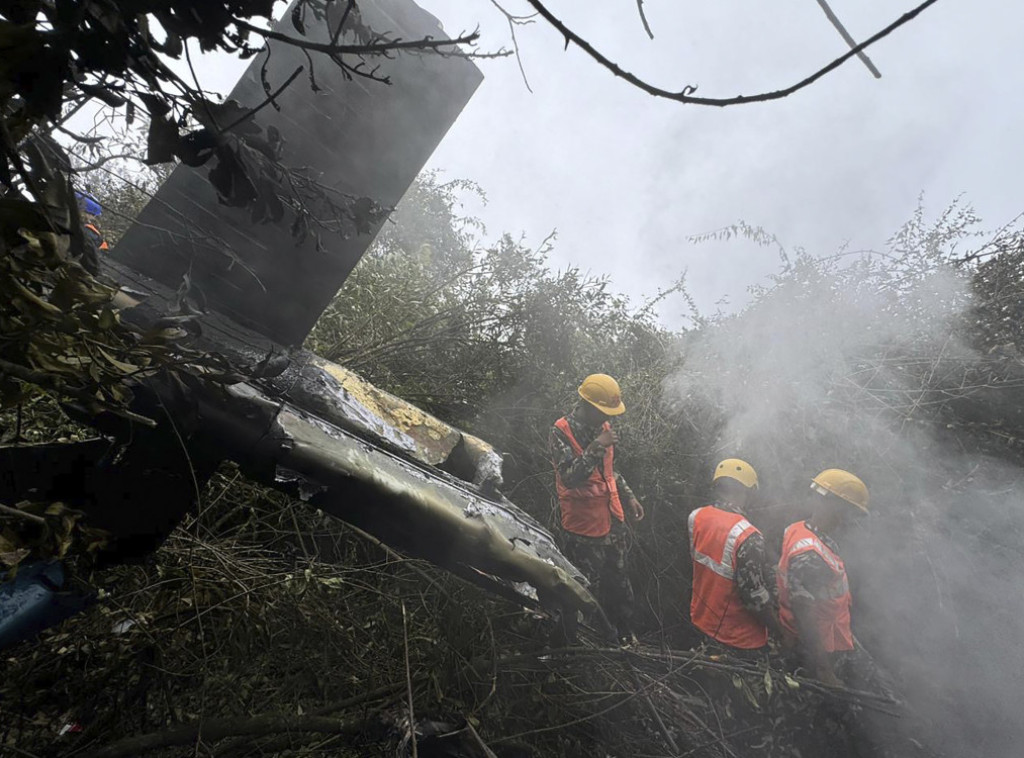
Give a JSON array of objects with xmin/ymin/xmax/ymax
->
[{"xmin": 4, "ymin": 175, "xmax": 1024, "ymax": 757}]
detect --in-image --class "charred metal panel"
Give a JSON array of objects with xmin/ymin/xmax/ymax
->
[{"xmin": 111, "ymin": 0, "xmax": 482, "ymax": 344}]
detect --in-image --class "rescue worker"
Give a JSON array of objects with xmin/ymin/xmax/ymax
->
[
  {"xmin": 76, "ymin": 191, "xmax": 109, "ymax": 255},
  {"xmin": 778, "ymin": 473, "xmax": 907, "ymax": 757},
  {"xmin": 777, "ymin": 469, "xmax": 867, "ymax": 685},
  {"xmin": 549, "ymin": 373, "xmax": 644, "ymax": 643},
  {"xmin": 688, "ymin": 459, "xmax": 780, "ymax": 652}
]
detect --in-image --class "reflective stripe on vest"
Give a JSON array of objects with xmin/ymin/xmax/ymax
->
[
  {"xmin": 688, "ymin": 507, "xmax": 754, "ymax": 581},
  {"xmin": 777, "ymin": 521, "xmax": 854, "ymax": 652},
  {"xmin": 553, "ymin": 416, "xmax": 624, "ymax": 538},
  {"xmin": 688, "ymin": 505, "xmax": 768, "ymax": 649}
]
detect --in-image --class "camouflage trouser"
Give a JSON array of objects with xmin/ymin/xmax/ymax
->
[{"xmin": 562, "ymin": 521, "xmax": 635, "ymax": 639}]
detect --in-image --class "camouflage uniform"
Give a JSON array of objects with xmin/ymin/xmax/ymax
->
[
  {"xmin": 733, "ymin": 528, "xmax": 777, "ymax": 624},
  {"xmin": 549, "ymin": 404, "xmax": 637, "ymax": 638}
]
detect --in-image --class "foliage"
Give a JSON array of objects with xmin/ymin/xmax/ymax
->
[
  {"xmin": 0, "ymin": 500, "xmax": 109, "ymax": 570},
  {"xmin": 967, "ymin": 225, "xmax": 1024, "ymax": 353},
  {"xmin": 0, "ymin": 173, "xmax": 235, "ymax": 421},
  {"xmin": 0, "ymin": 1, "xmax": 473, "ymax": 414}
]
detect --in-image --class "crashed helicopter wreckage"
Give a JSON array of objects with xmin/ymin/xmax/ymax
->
[
  {"xmin": 102, "ymin": 261, "xmax": 596, "ymax": 618},
  {"xmin": 0, "ymin": 0, "xmax": 596, "ymax": 647}
]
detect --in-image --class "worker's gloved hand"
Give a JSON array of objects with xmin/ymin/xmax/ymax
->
[
  {"xmin": 595, "ymin": 427, "xmax": 618, "ymax": 448},
  {"xmin": 629, "ymin": 498, "xmax": 645, "ymax": 521}
]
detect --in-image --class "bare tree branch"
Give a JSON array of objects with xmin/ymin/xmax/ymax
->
[
  {"xmin": 0, "ymin": 502, "xmax": 47, "ymax": 525},
  {"xmin": 490, "ymin": 0, "xmax": 537, "ymax": 92},
  {"xmin": 329, "ymin": 0, "xmax": 357, "ymax": 46},
  {"xmin": 53, "ymin": 124, "xmax": 105, "ymax": 145},
  {"xmin": 523, "ymin": 0, "xmax": 939, "ymax": 106},
  {"xmin": 815, "ymin": 0, "xmax": 883, "ymax": 79},
  {"xmin": 636, "ymin": 0, "xmax": 655, "ymax": 40},
  {"xmin": 70, "ymin": 153, "xmax": 142, "ymax": 173},
  {"xmin": 235, "ymin": 20, "xmax": 480, "ymax": 57},
  {"xmin": 218, "ymin": 65, "xmax": 304, "ymax": 133},
  {"xmin": 401, "ymin": 601, "xmax": 418, "ymax": 758},
  {"xmin": 87, "ymin": 714, "xmax": 383, "ymax": 758}
]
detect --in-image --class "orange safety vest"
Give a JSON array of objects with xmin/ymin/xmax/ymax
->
[
  {"xmin": 688, "ymin": 505, "xmax": 768, "ymax": 649},
  {"xmin": 553, "ymin": 417, "xmax": 624, "ymax": 537},
  {"xmin": 84, "ymin": 223, "xmax": 109, "ymax": 251},
  {"xmin": 777, "ymin": 521, "xmax": 854, "ymax": 652}
]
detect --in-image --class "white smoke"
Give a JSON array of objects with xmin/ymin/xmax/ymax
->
[{"xmin": 663, "ymin": 206, "xmax": 1024, "ymax": 757}]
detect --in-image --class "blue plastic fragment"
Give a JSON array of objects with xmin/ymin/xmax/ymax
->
[{"xmin": 0, "ymin": 561, "xmax": 92, "ymax": 650}]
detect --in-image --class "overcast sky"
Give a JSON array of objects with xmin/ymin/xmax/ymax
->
[{"xmin": 405, "ymin": 0, "xmax": 1023, "ymax": 322}]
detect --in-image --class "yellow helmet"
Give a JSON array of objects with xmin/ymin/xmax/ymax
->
[
  {"xmin": 713, "ymin": 458, "xmax": 758, "ymax": 489},
  {"xmin": 811, "ymin": 469, "xmax": 869, "ymax": 513},
  {"xmin": 578, "ymin": 374, "xmax": 626, "ymax": 416}
]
